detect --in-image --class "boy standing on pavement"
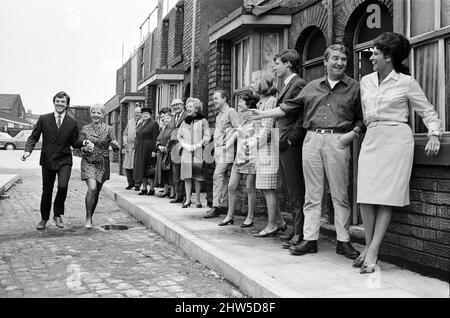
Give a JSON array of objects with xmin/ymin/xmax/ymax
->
[{"xmin": 22, "ymin": 91, "xmax": 93, "ymax": 230}]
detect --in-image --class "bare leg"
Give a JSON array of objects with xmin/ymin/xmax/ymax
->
[
  {"xmin": 359, "ymin": 203, "xmax": 377, "ymax": 260},
  {"xmin": 261, "ymin": 189, "xmax": 278, "ymax": 232},
  {"xmin": 141, "ymin": 178, "xmax": 148, "ymax": 191},
  {"xmin": 170, "ymin": 185, "xmax": 175, "ymax": 197},
  {"xmin": 364, "ymin": 205, "xmax": 392, "ymax": 266},
  {"xmin": 244, "ymin": 174, "xmax": 256, "ymax": 224},
  {"xmin": 194, "ymin": 180, "xmax": 201, "ymax": 205},
  {"xmin": 85, "ymin": 179, "xmax": 98, "ymax": 228},
  {"xmin": 223, "ymin": 171, "xmax": 241, "ymax": 222},
  {"xmin": 148, "ymin": 178, "xmax": 155, "ymax": 191},
  {"xmin": 162, "ymin": 184, "xmax": 169, "ymax": 195},
  {"xmin": 91, "ymin": 181, "xmax": 103, "ymax": 219},
  {"xmin": 184, "ymin": 179, "xmax": 192, "ymax": 204}
]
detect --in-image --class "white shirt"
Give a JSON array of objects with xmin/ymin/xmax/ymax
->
[
  {"xmin": 284, "ymin": 73, "xmax": 297, "ymax": 87},
  {"xmin": 360, "ymin": 70, "xmax": 442, "ymax": 134},
  {"xmin": 327, "ymin": 78, "xmax": 340, "ymax": 89},
  {"xmin": 54, "ymin": 111, "xmax": 66, "ymax": 123}
]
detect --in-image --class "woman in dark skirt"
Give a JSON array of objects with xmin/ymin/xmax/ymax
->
[
  {"xmin": 133, "ymin": 107, "xmax": 160, "ymax": 195},
  {"xmin": 155, "ymin": 107, "xmax": 175, "ymax": 198}
]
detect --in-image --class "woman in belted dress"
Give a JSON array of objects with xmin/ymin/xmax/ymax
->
[
  {"xmin": 356, "ymin": 32, "xmax": 442, "ymax": 273},
  {"xmin": 80, "ymin": 104, "xmax": 120, "ymax": 228}
]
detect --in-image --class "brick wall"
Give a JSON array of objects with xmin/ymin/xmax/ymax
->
[
  {"xmin": 167, "ymin": 3, "xmax": 184, "ymax": 67},
  {"xmin": 380, "ymin": 165, "xmax": 450, "ymax": 278},
  {"xmin": 118, "ymin": 103, "xmax": 129, "ymax": 175}
]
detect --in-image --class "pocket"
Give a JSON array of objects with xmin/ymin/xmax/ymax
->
[{"xmin": 303, "ymin": 133, "xmax": 313, "ymax": 144}]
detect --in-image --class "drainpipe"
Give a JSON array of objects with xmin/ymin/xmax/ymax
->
[
  {"xmin": 327, "ymin": 0, "xmax": 334, "ymax": 45},
  {"xmin": 190, "ymin": 0, "xmax": 197, "ymax": 97}
]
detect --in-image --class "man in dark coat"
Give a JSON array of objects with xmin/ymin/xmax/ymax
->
[{"xmin": 22, "ymin": 91, "xmax": 92, "ymax": 230}]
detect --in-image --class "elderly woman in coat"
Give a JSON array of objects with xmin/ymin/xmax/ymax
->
[
  {"xmin": 123, "ymin": 106, "xmax": 142, "ymax": 190},
  {"xmin": 177, "ymin": 98, "xmax": 211, "ymax": 208},
  {"xmin": 155, "ymin": 107, "xmax": 175, "ymax": 198}
]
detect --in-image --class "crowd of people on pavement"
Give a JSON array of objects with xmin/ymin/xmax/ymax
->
[{"xmin": 23, "ymin": 32, "xmax": 442, "ymax": 274}]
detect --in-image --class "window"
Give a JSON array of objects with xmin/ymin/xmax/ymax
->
[
  {"xmin": 140, "ymin": 46, "xmax": 145, "ymax": 80},
  {"xmin": 408, "ymin": 0, "xmax": 450, "ymax": 133},
  {"xmin": 233, "ymin": 37, "xmax": 250, "ymax": 91},
  {"xmin": 260, "ymin": 33, "xmax": 278, "ymax": 72},
  {"xmin": 169, "ymin": 84, "xmax": 179, "ymax": 104},
  {"xmin": 302, "ymin": 29, "xmax": 327, "ymax": 82},
  {"xmin": 123, "ymin": 80, "xmax": 126, "ymax": 94}
]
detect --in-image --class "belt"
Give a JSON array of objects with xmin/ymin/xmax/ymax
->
[{"xmin": 309, "ymin": 128, "xmax": 347, "ymax": 134}]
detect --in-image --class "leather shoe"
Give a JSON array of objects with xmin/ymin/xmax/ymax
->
[
  {"xmin": 289, "ymin": 240, "xmax": 318, "ymax": 255},
  {"xmin": 36, "ymin": 220, "xmax": 47, "ymax": 230},
  {"xmin": 282, "ymin": 234, "xmax": 302, "ymax": 249},
  {"xmin": 280, "ymin": 232, "xmax": 294, "ymax": 242},
  {"xmin": 134, "ymin": 186, "xmax": 140, "ymax": 191},
  {"xmin": 53, "ymin": 216, "xmax": 64, "ymax": 228},
  {"xmin": 170, "ymin": 198, "xmax": 184, "ymax": 203},
  {"xmin": 336, "ymin": 241, "xmax": 360, "ymax": 259},
  {"xmin": 204, "ymin": 207, "xmax": 221, "ymax": 219},
  {"xmin": 125, "ymin": 185, "xmax": 134, "ymax": 190}
]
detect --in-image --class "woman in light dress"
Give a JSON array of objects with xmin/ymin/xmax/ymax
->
[{"xmin": 357, "ymin": 32, "xmax": 442, "ymax": 273}]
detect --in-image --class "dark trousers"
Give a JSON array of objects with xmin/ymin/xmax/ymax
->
[
  {"xmin": 172, "ymin": 162, "xmax": 185, "ymax": 199},
  {"xmin": 279, "ymin": 144, "xmax": 305, "ymax": 237},
  {"xmin": 40, "ymin": 165, "xmax": 72, "ymax": 221},
  {"xmin": 125, "ymin": 169, "xmax": 141, "ymax": 187}
]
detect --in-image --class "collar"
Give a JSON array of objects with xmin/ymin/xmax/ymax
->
[
  {"xmin": 218, "ymin": 103, "xmax": 230, "ymax": 114},
  {"xmin": 320, "ymin": 74, "xmax": 350, "ymax": 86},
  {"xmin": 384, "ymin": 69, "xmax": 400, "ymax": 82},
  {"xmin": 284, "ymin": 73, "xmax": 296, "ymax": 87},
  {"xmin": 54, "ymin": 111, "xmax": 66, "ymax": 120}
]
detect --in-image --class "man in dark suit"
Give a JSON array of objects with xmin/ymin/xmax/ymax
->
[
  {"xmin": 22, "ymin": 91, "xmax": 93, "ymax": 230},
  {"xmin": 168, "ymin": 98, "xmax": 188, "ymax": 203},
  {"xmin": 246, "ymin": 49, "xmax": 307, "ymax": 249}
]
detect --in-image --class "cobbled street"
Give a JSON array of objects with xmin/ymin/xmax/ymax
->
[{"xmin": 0, "ymin": 165, "xmax": 245, "ymax": 298}]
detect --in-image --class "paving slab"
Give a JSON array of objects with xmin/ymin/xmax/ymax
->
[
  {"xmin": 102, "ymin": 173, "xmax": 450, "ymax": 298},
  {"xmin": 0, "ymin": 174, "xmax": 20, "ymax": 195}
]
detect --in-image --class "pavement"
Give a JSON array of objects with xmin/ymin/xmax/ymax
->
[
  {"xmin": 0, "ymin": 151, "xmax": 245, "ymax": 298},
  {"xmin": 100, "ymin": 172, "xmax": 449, "ymax": 298}
]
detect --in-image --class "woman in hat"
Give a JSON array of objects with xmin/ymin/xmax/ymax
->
[{"xmin": 133, "ymin": 107, "xmax": 159, "ymax": 195}]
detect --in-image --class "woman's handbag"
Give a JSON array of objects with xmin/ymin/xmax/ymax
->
[
  {"xmin": 145, "ymin": 163, "xmax": 156, "ymax": 177},
  {"xmin": 161, "ymin": 153, "xmax": 171, "ymax": 171}
]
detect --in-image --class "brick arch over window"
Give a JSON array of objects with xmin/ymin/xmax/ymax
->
[
  {"xmin": 335, "ymin": 0, "xmax": 393, "ymax": 78},
  {"xmin": 288, "ymin": 3, "xmax": 328, "ymax": 49},
  {"xmin": 295, "ymin": 26, "xmax": 327, "ymax": 80}
]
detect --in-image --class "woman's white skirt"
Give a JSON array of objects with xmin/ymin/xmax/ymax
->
[{"xmin": 357, "ymin": 121, "xmax": 414, "ymax": 207}]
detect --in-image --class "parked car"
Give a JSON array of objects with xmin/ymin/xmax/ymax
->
[{"xmin": 0, "ymin": 130, "xmax": 42, "ymax": 150}]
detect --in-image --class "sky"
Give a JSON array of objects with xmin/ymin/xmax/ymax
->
[{"xmin": 0, "ymin": 0, "xmax": 159, "ymax": 114}]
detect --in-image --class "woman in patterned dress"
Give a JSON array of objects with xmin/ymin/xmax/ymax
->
[
  {"xmin": 80, "ymin": 104, "xmax": 120, "ymax": 228},
  {"xmin": 246, "ymin": 70, "xmax": 286, "ymax": 237},
  {"xmin": 218, "ymin": 91, "xmax": 259, "ymax": 227}
]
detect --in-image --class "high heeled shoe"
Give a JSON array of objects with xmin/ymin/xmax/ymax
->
[
  {"xmin": 138, "ymin": 189, "xmax": 148, "ymax": 195},
  {"xmin": 148, "ymin": 189, "xmax": 155, "ymax": 195},
  {"xmin": 218, "ymin": 218, "xmax": 234, "ymax": 226},
  {"xmin": 254, "ymin": 228, "xmax": 279, "ymax": 237},
  {"xmin": 352, "ymin": 254, "xmax": 365, "ymax": 268},
  {"xmin": 360, "ymin": 259, "xmax": 378, "ymax": 274},
  {"xmin": 277, "ymin": 223, "xmax": 287, "ymax": 232},
  {"xmin": 196, "ymin": 203, "xmax": 203, "ymax": 208},
  {"xmin": 182, "ymin": 202, "xmax": 191, "ymax": 208},
  {"xmin": 240, "ymin": 218, "xmax": 254, "ymax": 228}
]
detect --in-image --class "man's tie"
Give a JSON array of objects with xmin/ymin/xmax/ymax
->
[{"xmin": 57, "ymin": 115, "xmax": 62, "ymax": 129}]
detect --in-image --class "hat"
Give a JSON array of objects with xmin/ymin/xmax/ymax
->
[
  {"xmin": 170, "ymin": 98, "xmax": 183, "ymax": 106},
  {"xmin": 141, "ymin": 107, "xmax": 151, "ymax": 113}
]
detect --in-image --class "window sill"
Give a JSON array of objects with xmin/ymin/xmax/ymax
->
[
  {"xmin": 170, "ymin": 55, "xmax": 183, "ymax": 68},
  {"xmin": 413, "ymin": 133, "xmax": 450, "ymax": 166}
]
